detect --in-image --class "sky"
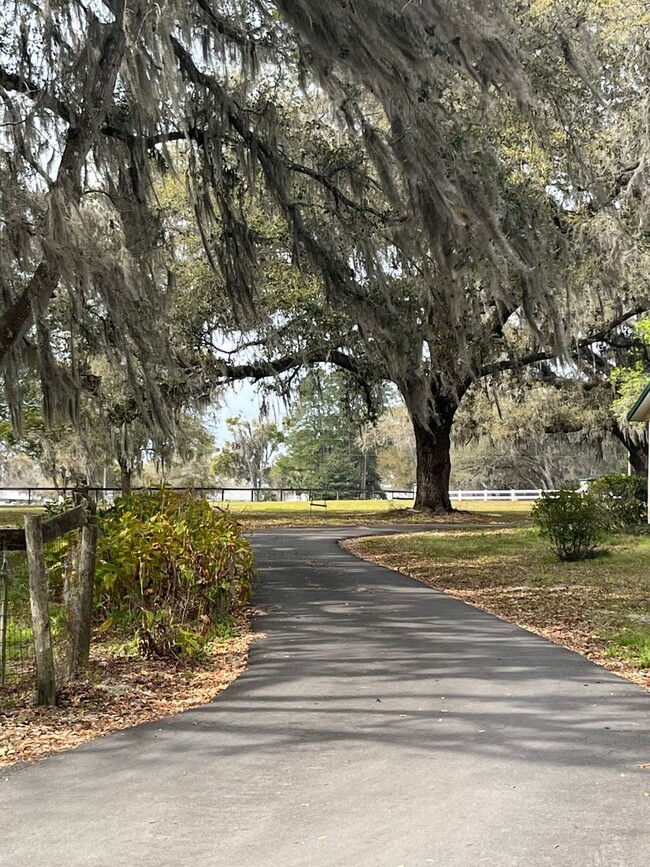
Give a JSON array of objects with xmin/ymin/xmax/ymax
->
[{"xmin": 207, "ymin": 382, "xmax": 286, "ymax": 447}]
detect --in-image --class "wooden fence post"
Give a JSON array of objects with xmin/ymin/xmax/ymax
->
[
  {"xmin": 0, "ymin": 550, "xmax": 9, "ymax": 687},
  {"xmin": 67, "ymin": 522, "xmax": 98, "ymax": 674},
  {"xmin": 24, "ymin": 515, "xmax": 57, "ymax": 706}
]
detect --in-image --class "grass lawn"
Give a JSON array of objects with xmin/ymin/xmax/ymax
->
[
  {"xmin": 0, "ymin": 500, "xmax": 532, "ymax": 530},
  {"xmin": 0, "ymin": 505, "xmax": 45, "ymax": 526},
  {"xmin": 344, "ymin": 527, "xmax": 650, "ymax": 689},
  {"xmin": 218, "ymin": 498, "xmax": 532, "ymax": 528}
]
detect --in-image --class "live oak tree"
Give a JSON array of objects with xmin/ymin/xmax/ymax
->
[
  {"xmin": 206, "ymin": 4, "xmax": 650, "ymax": 509},
  {"xmin": 2, "ymin": 0, "xmax": 649, "ymax": 510},
  {"xmin": 0, "ymin": 0, "xmax": 551, "ymax": 384},
  {"xmin": 174, "ymin": 62, "xmax": 648, "ymax": 511}
]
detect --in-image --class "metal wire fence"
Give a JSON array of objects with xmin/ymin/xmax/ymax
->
[
  {"xmin": 0, "ymin": 549, "xmax": 33, "ymax": 688},
  {"xmin": 0, "ymin": 536, "xmax": 75, "ymax": 692}
]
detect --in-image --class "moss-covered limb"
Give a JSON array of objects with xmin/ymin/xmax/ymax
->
[
  {"xmin": 0, "ymin": 10, "xmax": 128, "ymax": 366},
  {"xmin": 481, "ymin": 303, "xmax": 650, "ymax": 379},
  {"xmin": 2, "ymin": 0, "xmax": 648, "ymax": 508}
]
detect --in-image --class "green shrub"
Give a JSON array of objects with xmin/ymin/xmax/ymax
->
[
  {"xmin": 532, "ymin": 488, "xmax": 602, "ymax": 561},
  {"xmin": 96, "ymin": 489, "xmax": 254, "ymax": 659},
  {"xmin": 589, "ymin": 473, "xmax": 647, "ymax": 530}
]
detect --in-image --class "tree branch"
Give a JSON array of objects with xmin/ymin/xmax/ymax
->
[
  {"xmin": 194, "ymin": 0, "xmax": 276, "ymax": 52},
  {"xmin": 285, "ymin": 161, "xmax": 393, "ymax": 222},
  {"xmin": 0, "ymin": 66, "xmax": 75, "ymax": 124},
  {"xmin": 169, "ymin": 37, "xmax": 380, "ymax": 309},
  {"xmin": 207, "ymin": 346, "xmax": 368, "ymax": 383},
  {"xmin": 481, "ymin": 302, "xmax": 650, "ymax": 377}
]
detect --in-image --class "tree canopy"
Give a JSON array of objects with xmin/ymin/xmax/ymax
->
[{"xmin": 2, "ymin": 0, "xmax": 650, "ymax": 509}]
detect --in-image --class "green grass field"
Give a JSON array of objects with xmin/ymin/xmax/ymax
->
[
  {"xmin": 0, "ymin": 505, "xmax": 45, "ymax": 526},
  {"xmin": 0, "ymin": 499, "xmax": 532, "ymax": 529},
  {"xmin": 218, "ymin": 498, "xmax": 532, "ymax": 527}
]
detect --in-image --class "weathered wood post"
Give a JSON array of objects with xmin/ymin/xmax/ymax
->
[
  {"xmin": 24, "ymin": 515, "xmax": 57, "ymax": 706},
  {"xmin": 67, "ymin": 521, "xmax": 98, "ymax": 674},
  {"xmin": 0, "ymin": 550, "xmax": 9, "ymax": 687}
]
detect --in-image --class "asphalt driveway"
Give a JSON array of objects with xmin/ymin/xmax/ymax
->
[{"xmin": 2, "ymin": 526, "xmax": 649, "ymax": 866}]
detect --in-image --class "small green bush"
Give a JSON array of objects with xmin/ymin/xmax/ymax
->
[
  {"xmin": 532, "ymin": 488, "xmax": 602, "ymax": 561},
  {"xmin": 96, "ymin": 489, "xmax": 254, "ymax": 659},
  {"xmin": 589, "ymin": 473, "xmax": 647, "ymax": 530}
]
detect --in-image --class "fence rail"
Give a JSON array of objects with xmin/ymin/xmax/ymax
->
[
  {"xmin": 0, "ymin": 486, "xmax": 549, "ymax": 504},
  {"xmin": 449, "ymin": 489, "xmax": 544, "ymax": 501}
]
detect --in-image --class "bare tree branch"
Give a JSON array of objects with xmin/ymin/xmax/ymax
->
[{"xmin": 0, "ymin": 66, "xmax": 75, "ymax": 124}]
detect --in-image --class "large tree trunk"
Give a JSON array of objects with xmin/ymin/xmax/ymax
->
[
  {"xmin": 612, "ymin": 423, "xmax": 648, "ymax": 476},
  {"xmin": 403, "ymin": 385, "xmax": 459, "ymax": 513}
]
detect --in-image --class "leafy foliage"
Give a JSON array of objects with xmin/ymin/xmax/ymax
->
[
  {"xmin": 611, "ymin": 316, "xmax": 650, "ymax": 426},
  {"xmin": 272, "ymin": 370, "xmax": 383, "ymax": 494},
  {"xmin": 589, "ymin": 473, "xmax": 647, "ymax": 530},
  {"xmin": 368, "ymin": 403, "xmax": 417, "ymax": 490},
  {"xmin": 532, "ymin": 488, "xmax": 602, "ymax": 561},
  {"xmin": 96, "ymin": 490, "xmax": 253, "ymax": 659},
  {"xmin": 212, "ymin": 417, "xmax": 284, "ymax": 487}
]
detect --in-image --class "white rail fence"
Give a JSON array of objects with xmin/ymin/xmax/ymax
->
[
  {"xmin": 448, "ymin": 489, "xmax": 544, "ymax": 502},
  {"xmin": 0, "ymin": 486, "xmax": 548, "ymax": 505}
]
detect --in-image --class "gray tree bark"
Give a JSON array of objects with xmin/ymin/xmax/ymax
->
[{"xmin": 401, "ymin": 382, "xmax": 466, "ymax": 513}]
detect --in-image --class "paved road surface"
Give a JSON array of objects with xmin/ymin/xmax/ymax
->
[{"xmin": 3, "ymin": 526, "xmax": 649, "ymax": 866}]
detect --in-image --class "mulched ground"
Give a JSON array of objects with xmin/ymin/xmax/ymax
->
[
  {"xmin": 0, "ymin": 612, "xmax": 257, "ymax": 768},
  {"xmin": 238, "ymin": 507, "xmax": 528, "ymax": 529}
]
